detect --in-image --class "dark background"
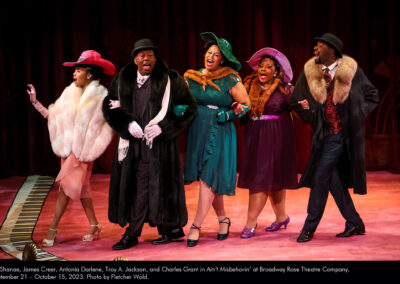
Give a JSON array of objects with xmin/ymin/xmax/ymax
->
[{"xmin": 1, "ymin": 0, "xmax": 399, "ymax": 178}]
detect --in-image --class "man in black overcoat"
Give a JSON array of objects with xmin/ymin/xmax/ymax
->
[
  {"xmin": 289, "ymin": 33, "xmax": 379, "ymax": 242},
  {"xmin": 102, "ymin": 39, "xmax": 197, "ymax": 250}
]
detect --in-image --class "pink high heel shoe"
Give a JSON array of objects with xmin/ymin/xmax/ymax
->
[
  {"xmin": 82, "ymin": 223, "xmax": 102, "ymax": 242},
  {"xmin": 265, "ymin": 216, "xmax": 290, "ymax": 232}
]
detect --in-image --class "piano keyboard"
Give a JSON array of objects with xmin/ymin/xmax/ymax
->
[{"xmin": 0, "ymin": 175, "xmax": 65, "ymax": 261}]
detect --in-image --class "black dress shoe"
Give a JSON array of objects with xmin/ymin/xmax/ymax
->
[
  {"xmin": 112, "ymin": 235, "xmax": 138, "ymax": 250},
  {"xmin": 152, "ymin": 228, "xmax": 185, "ymax": 245},
  {"xmin": 152, "ymin": 235, "xmax": 172, "ymax": 245},
  {"xmin": 217, "ymin": 217, "xmax": 231, "ymax": 240},
  {"xmin": 336, "ymin": 223, "xmax": 365, "ymax": 238},
  {"xmin": 297, "ymin": 230, "xmax": 314, "ymax": 243}
]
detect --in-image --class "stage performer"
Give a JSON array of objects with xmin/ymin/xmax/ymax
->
[
  {"xmin": 237, "ymin": 48, "xmax": 298, "ymax": 238},
  {"xmin": 184, "ymin": 32, "xmax": 250, "ymax": 247},
  {"xmin": 289, "ymin": 33, "xmax": 379, "ymax": 242},
  {"xmin": 103, "ymin": 39, "xmax": 197, "ymax": 250},
  {"xmin": 26, "ymin": 50, "xmax": 116, "ymax": 246}
]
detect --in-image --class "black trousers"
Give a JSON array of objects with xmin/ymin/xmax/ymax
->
[
  {"xmin": 303, "ymin": 129, "xmax": 363, "ymax": 233},
  {"xmin": 125, "ymin": 161, "xmax": 181, "ymax": 237}
]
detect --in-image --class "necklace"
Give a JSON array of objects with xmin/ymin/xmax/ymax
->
[{"xmin": 260, "ymin": 82, "xmax": 273, "ymax": 91}]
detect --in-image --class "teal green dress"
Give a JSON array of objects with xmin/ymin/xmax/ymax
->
[{"xmin": 184, "ymin": 70, "xmax": 240, "ymax": 196}]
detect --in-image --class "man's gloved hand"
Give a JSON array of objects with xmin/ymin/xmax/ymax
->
[
  {"xmin": 109, "ymin": 99, "xmax": 121, "ymax": 109},
  {"xmin": 173, "ymin": 105, "xmax": 189, "ymax": 117},
  {"xmin": 128, "ymin": 121, "xmax": 144, "ymax": 138}
]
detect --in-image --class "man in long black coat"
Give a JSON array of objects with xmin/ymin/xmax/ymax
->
[
  {"xmin": 289, "ymin": 33, "xmax": 379, "ymax": 242},
  {"xmin": 102, "ymin": 39, "xmax": 197, "ymax": 250}
]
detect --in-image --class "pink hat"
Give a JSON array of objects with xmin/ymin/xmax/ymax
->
[
  {"xmin": 247, "ymin": 47, "xmax": 293, "ymax": 83},
  {"xmin": 63, "ymin": 50, "xmax": 116, "ymax": 76}
]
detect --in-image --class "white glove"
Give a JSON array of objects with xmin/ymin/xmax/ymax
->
[
  {"xmin": 109, "ymin": 99, "xmax": 120, "ymax": 109},
  {"xmin": 145, "ymin": 124, "xmax": 162, "ymax": 140},
  {"xmin": 128, "ymin": 121, "xmax": 144, "ymax": 138}
]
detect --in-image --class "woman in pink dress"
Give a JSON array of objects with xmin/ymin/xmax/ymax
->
[{"xmin": 27, "ymin": 50, "xmax": 116, "ymax": 247}]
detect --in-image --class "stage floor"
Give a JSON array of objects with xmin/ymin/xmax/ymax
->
[{"xmin": 0, "ymin": 171, "xmax": 399, "ymax": 261}]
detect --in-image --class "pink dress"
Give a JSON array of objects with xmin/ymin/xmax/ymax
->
[{"xmin": 56, "ymin": 153, "xmax": 94, "ymax": 200}]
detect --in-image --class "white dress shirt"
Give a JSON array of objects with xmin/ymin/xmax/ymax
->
[
  {"xmin": 322, "ymin": 60, "xmax": 339, "ymax": 79},
  {"xmin": 137, "ymin": 71, "xmax": 150, "ymax": 88}
]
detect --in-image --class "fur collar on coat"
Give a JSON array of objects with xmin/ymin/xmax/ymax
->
[
  {"xmin": 304, "ymin": 55, "xmax": 357, "ymax": 104},
  {"xmin": 47, "ymin": 80, "xmax": 113, "ymax": 162}
]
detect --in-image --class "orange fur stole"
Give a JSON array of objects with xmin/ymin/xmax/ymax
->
[
  {"xmin": 184, "ymin": 67, "xmax": 241, "ymax": 91},
  {"xmin": 244, "ymin": 71, "xmax": 287, "ymax": 118}
]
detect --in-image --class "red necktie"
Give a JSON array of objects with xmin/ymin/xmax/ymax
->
[{"xmin": 324, "ymin": 68, "xmax": 342, "ymax": 134}]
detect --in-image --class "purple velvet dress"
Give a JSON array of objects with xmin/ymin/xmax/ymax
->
[{"xmin": 237, "ymin": 89, "xmax": 298, "ymax": 191}]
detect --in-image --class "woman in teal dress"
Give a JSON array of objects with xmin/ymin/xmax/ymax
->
[{"xmin": 183, "ymin": 32, "xmax": 250, "ymax": 247}]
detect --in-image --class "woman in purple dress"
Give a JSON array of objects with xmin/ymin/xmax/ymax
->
[{"xmin": 237, "ymin": 48, "xmax": 298, "ymax": 238}]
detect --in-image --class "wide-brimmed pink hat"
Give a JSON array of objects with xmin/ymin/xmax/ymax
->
[
  {"xmin": 247, "ymin": 47, "xmax": 293, "ymax": 83},
  {"xmin": 63, "ymin": 50, "xmax": 116, "ymax": 76}
]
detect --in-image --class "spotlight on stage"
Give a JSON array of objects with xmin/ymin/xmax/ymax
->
[{"xmin": 22, "ymin": 242, "xmax": 38, "ymax": 261}]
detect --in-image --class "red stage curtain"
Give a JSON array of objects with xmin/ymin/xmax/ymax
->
[{"xmin": 0, "ymin": 0, "xmax": 399, "ymax": 177}]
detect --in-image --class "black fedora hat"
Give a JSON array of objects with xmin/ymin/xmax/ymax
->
[
  {"xmin": 131, "ymin": 39, "xmax": 159, "ymax": 58},
  {"xmin": 314, "ymin": 33, "xmax": 343, "ymax": 58}
]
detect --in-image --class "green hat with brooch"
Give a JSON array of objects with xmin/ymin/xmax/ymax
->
[{"xmin": 200, "ymin": 32, "xmax": 242, "ymax": 71}]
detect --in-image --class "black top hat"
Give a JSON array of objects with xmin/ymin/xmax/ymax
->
[
  {"xmin": 314, "ymin": 33, "xmax": 343, "ymax": 58},
  {"xmin": 131, "ymin": 39, "xmax": 159, "ymax": 58}
]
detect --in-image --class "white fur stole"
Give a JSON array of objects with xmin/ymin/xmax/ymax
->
[{"xmin": 47, "ymin": 80, "xmax": 113, "ymax": 162}]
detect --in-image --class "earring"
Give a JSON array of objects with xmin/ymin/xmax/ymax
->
[{"xmin": 87, "ymin": 75, "xmax": 91, "ymax": 80}]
